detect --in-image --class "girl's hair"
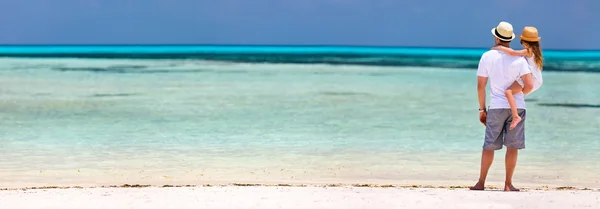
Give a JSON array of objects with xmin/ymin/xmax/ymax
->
[{"xmin": 521, "ymin": 40, "xmax": 544, "ymax": 70}]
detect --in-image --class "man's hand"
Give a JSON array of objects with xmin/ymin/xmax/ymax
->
[
  {"xmin": 521, "ymin": 73, "xmax": 534, "ymax": 95},
  {"xmin": 479, "ymin": 111, "xmax": 487, "ymax": 126}
]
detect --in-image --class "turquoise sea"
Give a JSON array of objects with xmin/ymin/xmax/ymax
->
[{"xmin": 1, "ymin": 45, "xmax": 599, "ymax": 188}]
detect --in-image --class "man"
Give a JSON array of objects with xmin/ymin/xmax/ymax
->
[{"xmin": 471, "ymin": 21, "xmax": 534, "ymax": 192}]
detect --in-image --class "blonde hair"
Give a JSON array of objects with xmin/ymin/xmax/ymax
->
[{"xmin": 521, "ymin": 40, "xmax": 543, "ymax": 70}]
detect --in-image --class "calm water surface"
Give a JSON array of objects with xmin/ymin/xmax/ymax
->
[{"xmin": 0, "ymin": 48, "xmax": 599, "ymax": 188}]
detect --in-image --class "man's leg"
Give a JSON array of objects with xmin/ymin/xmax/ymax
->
[
  {"xmin": 505, "ymin": 148, "xmax": 519, "ymax": 191},
  {"xmin": 471, "ymin": 109, "xmax": 507, "ymax": 190},
  {"xmin": 471, "ymin": 149, "xmax": 494, "ymax": 190},
  {"xmin": 504, "ymin": 109, "xmax": 526, "ymax": 192}
]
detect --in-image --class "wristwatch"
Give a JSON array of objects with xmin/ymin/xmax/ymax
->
[{"xmin": 479, "ymin": 108, "xmax": 486, "ymax": 113}]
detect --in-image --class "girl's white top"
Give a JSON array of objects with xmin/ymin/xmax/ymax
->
[{"xmin": 518, "ymin": 54, "xmax": 543, "ymax": 93}]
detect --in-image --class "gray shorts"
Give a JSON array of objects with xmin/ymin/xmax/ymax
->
[{"xmin": 483, "ymin": 109, "xmax": 526, "ymax": 150}]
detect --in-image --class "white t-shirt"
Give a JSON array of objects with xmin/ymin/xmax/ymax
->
[
  {"xmin": 516, "ymin": 55, "xmax": 544, "ymax": 93},
  {"xmin": 476, "ymin": 50, "xmax": 532, "ymax": 109}
]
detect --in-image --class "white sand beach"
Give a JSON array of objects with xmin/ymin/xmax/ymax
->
[{"xmin": 1, "ymin": 186, "xmax": 599, "ymax": 209}]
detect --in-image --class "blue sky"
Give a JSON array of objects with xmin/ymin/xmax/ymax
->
[{"xmin": 0, "ymin": 0, "xmax": 598, "ymax": 49}]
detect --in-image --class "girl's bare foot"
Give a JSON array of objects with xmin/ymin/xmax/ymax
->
[
  {"xmin": 504, "ymin": 184, "xmax": 520, "ymax": 192},
  {"xmin": 509, "ymin": 115, "xmax": 521, "ymax": 130}
]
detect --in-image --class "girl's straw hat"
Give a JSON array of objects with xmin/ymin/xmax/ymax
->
[{"xmin": 519, "ymin": 26, "xmax": 541, "ymax": 42}]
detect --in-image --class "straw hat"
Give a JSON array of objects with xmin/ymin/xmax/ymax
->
[
  {"xmin": 519, "ymin": 26, "xmax": 541, "ymax": 42},
  {"xmin": 491, "ymin": 21, "xmax": 515, "ymax": 42}
]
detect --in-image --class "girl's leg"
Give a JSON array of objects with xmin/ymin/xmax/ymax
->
[{"xmin": 505, "ymin": 81, "xmax": 524, "ymax": 130}]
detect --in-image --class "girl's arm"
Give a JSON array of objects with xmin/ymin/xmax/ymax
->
[{"xmin": 492, "ymin": 45, "xmax": 529, "ymax": 57}]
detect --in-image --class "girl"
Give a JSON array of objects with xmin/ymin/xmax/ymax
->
[{"xmin": 492, "ymin": 26, "xmax": 544, "ymax": 130}]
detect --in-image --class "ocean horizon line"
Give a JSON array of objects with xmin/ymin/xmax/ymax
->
[{"xmin": 1, "ymin": 45, "xmax": 599, "ymax": 72}]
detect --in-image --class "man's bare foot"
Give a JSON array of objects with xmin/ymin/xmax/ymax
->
[
  {"xmin": 504, "ymin": 184, "xmax": 520, "ymax": 192},
  {"xmin": 470, "ymin": 182, "xmax": 485, "ymax": 190},
  {"xmin": 509, "ymin": 115, "xmax": 521, "ymax": 130}
]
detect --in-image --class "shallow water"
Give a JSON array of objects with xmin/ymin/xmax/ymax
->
[{"xmin": 0, "ymin": 57, "xmax": 599, "ymax": 188}]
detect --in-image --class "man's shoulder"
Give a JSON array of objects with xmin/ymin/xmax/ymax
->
[
  {"xmin": 491, "ymin": 51, "xmax": 527, "ymax": 64},
  {"xmin": 479, "ymin": 50, "xmax": 499, "ymax": 64},
  {"xmin": 481, "ymin": 50, "xmax": 499, "ymax": 58}
]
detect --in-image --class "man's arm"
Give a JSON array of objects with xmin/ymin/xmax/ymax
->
[
  {"xmin": 477, "ymin": 76, "xmax": 488, "ymax": 126},
  {"xmin": 477, "ymin": 76, "xmax": 488, "ymax": 110},
  {"xmin": 476, "ymin": 55, "xmax": 489, "ymax": 126},
  {"xmin": 521, "ymin": 74, "xmax": 534, "ymax": 95},
  {"xmin": 476, "ymin": 54, "xmax": 489, "ymax": 111}
]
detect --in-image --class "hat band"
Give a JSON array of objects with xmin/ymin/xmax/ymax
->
[{"xmin": 494, "ymin": 28, "xmax": 512, "ymax": 40}]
